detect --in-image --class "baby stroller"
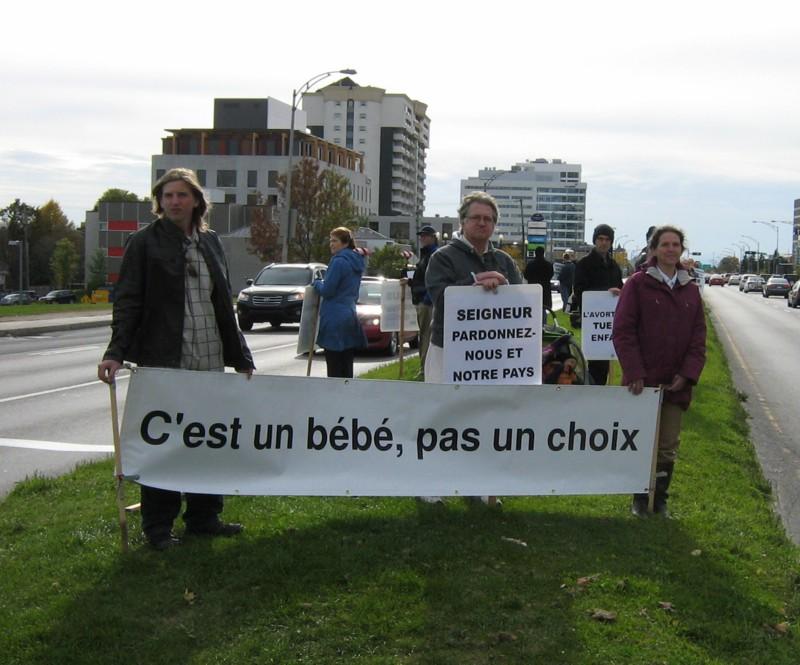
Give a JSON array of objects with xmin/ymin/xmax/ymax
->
[{"xmin": 541, "ymin": 309, "xmax": 590, "ymax": 385}]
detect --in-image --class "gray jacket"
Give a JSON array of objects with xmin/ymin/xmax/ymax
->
[{"xmin": 425, "ymin": 238, "xmax": 523, "ymax": 347}]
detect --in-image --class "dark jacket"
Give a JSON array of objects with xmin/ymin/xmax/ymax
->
[
  {"xmin": 102, "ymin": 218, "xmax": 254, "ymax": 371},
  {"xmin": 426, "ymin": 238, "xmax": 523, "ymax": 347},
  {"xmin": 313, "ymin": 248, "xmax": 368, "ymax": 352},
  {"xmin": 409, "ymin": 242, "xmax": 438, "ymax": 305},
  {"xmin": 573, "ymin": 249, "xmax": 623, "ymax": 311},
  {"xmin": 612, "ymin": 260, "xmax": 706, "ymax": 409},
  {"xmin": 524, "ymin": 257, "xmax": 554, "ymax": 310},
  {"xmin": 558, "ymin": 260, "xmax": 575, "ymax": 292}
]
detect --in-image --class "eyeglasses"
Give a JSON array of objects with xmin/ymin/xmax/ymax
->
[{"xmin": 465, "ymin": 215, "xmax": 496, "ymax": 224}]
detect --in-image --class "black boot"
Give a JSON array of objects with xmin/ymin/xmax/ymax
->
[
  {"xmin": 654, "ymin": 463, "xmax": 674, "ymax": 517},
  {"xmin": 631, "ymin": 493, "xmax": 649, "ymax": 518}
]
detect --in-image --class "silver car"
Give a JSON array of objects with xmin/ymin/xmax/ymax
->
[{"xmin": 743, "ymin": 276, "xmax": 765, "ymax": 293}]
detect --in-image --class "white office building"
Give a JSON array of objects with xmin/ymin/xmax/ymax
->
[
  {"xmin": 303, "ymin": 77, "xmax": 430, "ymax": 218},
  {"xmin": 461, "ymin": 159, "xmax": 587, "ymax": 255}
]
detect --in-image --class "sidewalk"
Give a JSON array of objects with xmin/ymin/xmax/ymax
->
[{"xmin": 0, "ymin": 309, "xmax": 112, "ymax": 337}]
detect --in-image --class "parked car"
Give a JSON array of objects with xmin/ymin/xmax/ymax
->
[
  {"xmin": 742, "ymin": 276, "xmax": 765, "ymax": 293},
  {"xmin": 356, "ymin": 277, "xmax": 418, "ymax": 355},
  {"xmin": 39, "ymin": 289, "xmax": 77, "ymax": 304},
  {"xmin": 787, "ymin": 280, "xmax": 800, "ymax": 308},
  {"xmin": 708, "ymin": 274, "xmax": 726, "ymax": 286},
  {"xmin": 738, "ymin": 274, "xmax": 758, "ymax": 291},
  {"xmin": 236, "ymin": 262, "xmax": 327, "ymax": 331},
  {"xmin": 727, "ymin": 274, "xmax": 741, "ymax": 285},
  {"xmin": 0, "ymin": 292, "xmax": 34, "ymax": 306},
  {"xmin": 762, "ymin": 276, "xmax": 790, "ymax": 298}
]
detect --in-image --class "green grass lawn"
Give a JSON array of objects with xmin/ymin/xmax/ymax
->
[
  {"xmin": 0, "ymin": 302, "xmax": 112, "ymax": 317},
  {"xmin": 0, "ymin": 317, "xmax": 798, "ymax": 664}
]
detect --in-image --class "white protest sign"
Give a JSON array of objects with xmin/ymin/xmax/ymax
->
[
  {"xmin": 296, "ymin": 286, "xmax": 320, "ymax": 355},
  {"xmin": 120, "ymin": 367, "xmax": 661, "ymax": 496},
  {"xmin": 581, "ymin": 291, "xmax": 619, "ymax": 360},
  {"xmin": 380, "ymin": 280, "xmax": 418, "ymax": 332},
  {"xmin": 443, "ymin": 284, "xmax": 542, "ymax": 385}
]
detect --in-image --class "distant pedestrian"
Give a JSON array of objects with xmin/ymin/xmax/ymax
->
[
  {"xmin": 524, "ymin": 245, "xmax": 553, "ymax": 321},
  {"xmin": 613, "ymin": 225, "xmax": 706, "ymax": 517},
  {"xmin": 408, "ymin": 225, "xmax": 439, "ymax": 380},
  {"xmin": 558, "ymin": 249, "xmax": 576, "ymax": 311},
  {"xmin": 573, "ymin": 223, "xmax": 623, "ymax": 385},
  {"xmin": 312, "ymin": 227, "xmax": 368, "ymax": 378},
  {"xmin": 634, "ymin": 225, "xmax": 657, "ymax": 271}
]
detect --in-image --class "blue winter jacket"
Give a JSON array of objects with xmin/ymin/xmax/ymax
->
[{"xmin": 313, "ymin": 248, "xmax": 368, "ymax": 352}]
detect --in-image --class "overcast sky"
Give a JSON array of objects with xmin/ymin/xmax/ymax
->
[{"xmin": 2, "ymin": 0, "xmax": 798, "ymax": 263}]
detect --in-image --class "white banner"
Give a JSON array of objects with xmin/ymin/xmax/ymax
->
[
  {"xmin": 380, "ymin": 280, "xmax": 419, "ymax": 332},
  {"xmin": 581, "ymin": 291, "xmax": 619, "ymax": 360},
  {"xmin": 119, "ymin": 367, "xmax": 660, "ymax": 496},
  {"xmin": 443, "ymin": 284, "xmax": 542, "ymax": 385}
]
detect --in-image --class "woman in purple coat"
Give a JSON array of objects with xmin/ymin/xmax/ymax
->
[{"xmin": 612, "ymin": 225, "xmax": 706, "ymax": 517}]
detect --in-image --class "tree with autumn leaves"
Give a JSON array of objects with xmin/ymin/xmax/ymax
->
[{"xmin": 248, "ymin": 159, "xmax": 357, "ymax": 263}]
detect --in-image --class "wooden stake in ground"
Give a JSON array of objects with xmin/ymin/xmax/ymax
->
[
  {"xmin": 647, "ymin": 389, "xmax": 665, "ymax": 513},
  {"xmin": 398, "ymin": 283, "xmax": 406, "ymax": 378},
  {"xmin": 306, "ymin": 304, "xmax": 320, "ymax": 377},
  {"xmin": 108, "ymin": 380, "xmax": 129, "ymax": 552}
]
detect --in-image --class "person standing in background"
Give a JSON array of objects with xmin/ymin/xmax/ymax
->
[
  {"xmin": 524, "ymin": 245, "xmax": 554, "ymax": 321},
  {"xmin": 558, "ymin": 249, "xmax": 576, "ymax": 312},
  {"xmin": 408, "ymin": 225, "xmax": 439, "ymax": 380}
]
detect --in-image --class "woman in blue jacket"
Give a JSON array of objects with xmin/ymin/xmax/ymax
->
[{"xmin": 313, "ymin": 227, "xmax": 368, "ymax": 377}]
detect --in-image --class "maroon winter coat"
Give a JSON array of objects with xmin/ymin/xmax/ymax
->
[{"xmin": 612, "ymin": 261, "xmax": 706, "ymax": 410}]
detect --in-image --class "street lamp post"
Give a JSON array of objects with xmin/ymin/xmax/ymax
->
[
  {"xmin": 741, "ymin": 234, "xmax": 760, "ymax": 272},
  {"xmin": 281, "ymin": 68, "xmax": 357, "ymax": 263},
  {"xmin": 752, "ymin": 220, "xmax": 791, "ymax": 272},
  {"xmin": 7, "ymin": 240, "xmax": 22, "ymax": 295}
]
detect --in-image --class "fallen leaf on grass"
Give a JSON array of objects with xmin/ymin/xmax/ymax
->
[
  {"xmin": 616, "ymin": 579, "xmax": 628, "ymax": 591},
  {"xmin": 690, "ymin": 549, "xmax": 702, "ymax": 557},
  {"xmin": 183, "ymin": 589, "xmax": 196, "ymax": 605},
  {"xmin": 658, "ymin": 601, "xmax": 675, "ymax": 612},
  {"xmin": 577, "ymin": 574, "xmax": 600, "ymax": 587},
  {"xmin": 493, "ymin": 631, "xmax": 518, "ymax": 643},
  {"xmin": 590, "ymin": 609, "xmax": 617, "ymax": 622},
  {"xmin": 764, "ymin": 622, "xmax": 790, "ymax": 636},
  {"xmin": 500, "ymin": 536, "xmax": 528, "ymax": 547}
]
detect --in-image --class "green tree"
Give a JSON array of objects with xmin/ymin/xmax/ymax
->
[
  {"xmin": 87, "ymin": 248, "xmax": 107, "ymax": 293},
  {"xmin": 717, "ymin": 255, "xmax": 739, "ymax": 273},
  {"xmin": 94, "ymin": 189, "xmax": 144, "ymax": 210},
  {"xmin": 50, "ymin": 238, "xmax": 80, "ymax": 288},
  {"xmin": 1, "ymin": 199, "xmax": 37, "ymax": 288},
  {"xmin": 31, "ymin": 200, "xmax": 80, "ymax": 286},
  {"xmin": 367, "ymin": 244, "xmax": 408, "ymax": 278},
  {"xmin": 279, "ymin": 159, "xmax": 356, "ymax": 262}
]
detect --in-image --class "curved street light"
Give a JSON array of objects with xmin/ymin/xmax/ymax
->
[{"xmin": 282, "ymin": 68, "xmax": 357, "ymax": 262}]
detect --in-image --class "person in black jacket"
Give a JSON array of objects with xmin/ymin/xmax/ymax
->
[
  {"xmin": 524, "ymin": 245, "xmax": 553, "ymax": 319},
  {"xmin": 408, "ymin": 225, "xmax": 439, "ymax": 379},
  {"xmin": 98, "ymin": 168, "xmax": 254, "ymax": 551},
  {"xmin": 558, "ymin": 250, "xmax": 576, "ymax": 311},
  {"xmin": 573, "ymin": 223, "xmax": 623, "ymax": 385}
]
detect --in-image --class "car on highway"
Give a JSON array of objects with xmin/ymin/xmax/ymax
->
[
  {"xmin": 738, "ymin": 274, "xmax": 757, "ymax": 291},
  {"xmin": 357, "ymin": 277, "xmax": 418, "ymax": 355},
  {"xmin": 726, "ymin": 274, "xmax": 741, "ymax": 285},
  {"xmin": 708, "ymin": 274, "xmax": 726, "ymax": 286},
  {"xmin": 236, "ymin": 262, "xmax": 327, "ymax": 331},
  {"xmin": 787, "ymin": 280, "xmax": 800, "ymax": 308},
  {"xmin": 38, "ymin": 289, "xmax": 77, "ymax": 304},
  {"xmin": 762, "ymin": 276, "xmax": 790, "ymax": 298},
  {"xmin": 742, "ymin": 275, "xmax": 765, "ymax": 293},
  {"xmin": 0, "ymin": 292, "xmax": 34, "ymax": 306}
]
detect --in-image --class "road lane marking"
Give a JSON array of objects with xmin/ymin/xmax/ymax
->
[
  {"xmin": 0, "ymin": 438, "xmax": 113, "ymax": 452},
  {"xmin": 28, "ymin": 344, "xmax": 101, "ymax": 356},
  {"xmin": 0, "ymin": 374, "xmax": 129, "ymax": 404},
  {"xmin": 712, "ymin": 311, "xmax": 784, "ymax": 436}
]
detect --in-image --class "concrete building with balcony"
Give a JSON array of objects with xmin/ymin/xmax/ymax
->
[
  {"xmin": 794, "ymin": 198, "xmax": 800, "ymax": 266},
  {"xmin": 302, "ymin": 78, "xmax": 430, "ymax": 218},
  {"xmin": 460, "ymin": 159, "xmax": 587, "ymax": 256},
  {"xmin": 152, "ymin": 97, "xmax": 371, "ymax": 216}
]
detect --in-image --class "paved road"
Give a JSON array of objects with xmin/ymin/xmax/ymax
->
[
  {"xmin": 0, "ymin": 321, "xmax": 416, "ymax": 498},
  {"xmin": 703, "ymin": 285, "xmax": 800, "ymax": 543}
]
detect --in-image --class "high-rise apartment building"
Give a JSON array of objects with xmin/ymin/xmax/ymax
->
[
  {"xmin": 302, "ymin": 78, "xmax": 430, "ymax": 218},
  {"xmin": 461, "ymin": 159, "xmax": 587, "ymax": 255}
]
